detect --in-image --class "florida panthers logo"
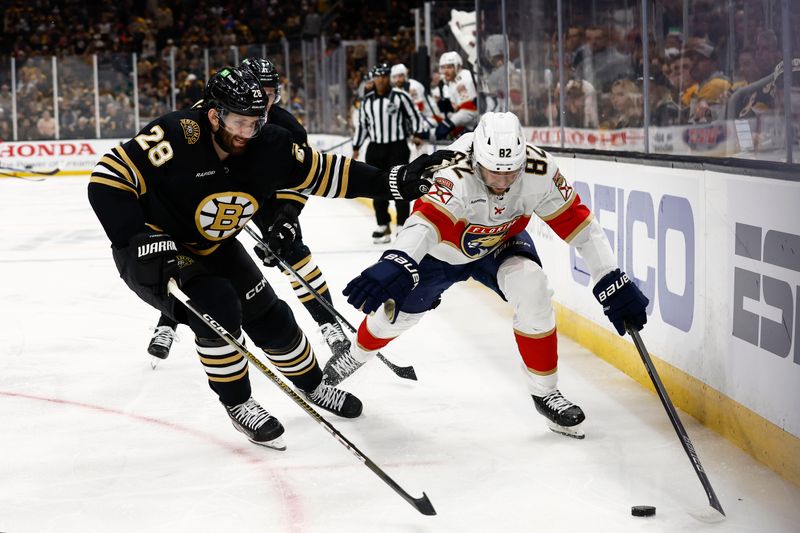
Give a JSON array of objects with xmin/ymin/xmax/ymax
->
[
  {"xmin": 461, "ymin": 221, "xmax": 515, "ymax": 258},
  {"xmin": 195, "ymin": 192, "xmax": 258, "ymax": 240}
]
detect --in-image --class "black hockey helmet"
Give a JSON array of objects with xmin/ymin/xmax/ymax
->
[
  {"xmin": 204, "ymin": 67, "xmax": 267, "ymax": 137},
  {"xmin": 240, "ymin": 57, "xmax": 282, "ymax": 104},
  {"xmin": 371, "ymin": 63, "xmax": 391, "ymax": 77}
]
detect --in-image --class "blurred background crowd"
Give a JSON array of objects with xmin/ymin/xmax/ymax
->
[{"xmin": 0, "ymin": 0, "xmax": 797, "ymax": 162}]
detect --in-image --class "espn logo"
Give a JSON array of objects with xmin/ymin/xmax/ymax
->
[
  {"xmin": 137, "ymin": 240, "xmax": 177, "ymax": 258},
  {"xmin": 596, "ymin": 272, "xmax": 630, "ymax": 302}
]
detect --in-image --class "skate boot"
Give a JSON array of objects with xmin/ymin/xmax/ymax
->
[
  {"xmin": 301, "ymin": 382, "xmax": 363, "ymax": 418},
  {"xmin": 148, "ymin": 325, "xmax": 176, "ymax": 359},
  {"xmin": 224, "ymin": 397, "xmax": 286, "ymax": 450},
  {"xmin": 372, "ymin": 224, "xmax": 391, "ymax": 244},
  {"xmin": 532, "ymin": 389, "xmax": 586, "ymax": 439},
  {"xmin": 320, "ymin": 321, "xmax": 351, "ymax": 360},
  {"xmin": 322, "ymin": 343, "xmax": 365, "ymax": 387}
]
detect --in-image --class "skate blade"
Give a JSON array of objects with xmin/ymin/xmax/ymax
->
[
  {"xmin": 250, "ymin": 435, "xmax": 287, "ymax": 451},
  {"xmin": 373, "ymin": 236, "xmax": 392, "ymax": 244},
  {"xmin": 546, "ymin": 420, "xmax": 585, "ymax": 439},
  {"xmin": 150, "ymin": 356, "xmax": 162, "ymax": 370}
]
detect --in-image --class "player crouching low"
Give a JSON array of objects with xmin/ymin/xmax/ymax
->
[{"xmin": 325, "ymin": 112, "xmax": 648, "ymax": 439}]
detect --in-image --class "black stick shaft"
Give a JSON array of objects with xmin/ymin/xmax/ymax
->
[
  {"xmin": 244, "ymin": 224, "xmax": 417, "ymax": 381},
  {"xmin": 627, "ymin": 326, "xmax": 725, "ymax": 516},
  {"xmin": 167, "ymin": 279, "xmax": 435, "ymax": 515}
]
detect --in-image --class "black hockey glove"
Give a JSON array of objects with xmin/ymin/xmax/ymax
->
[
  {"xmin": 343, "ymin": 250, "xmax": 420, "ymax": 315},
  {"xmin": 388, "ymin": 149, "xmax": 456, "ymax": 200},
  {"xmin": 437, "ymin": 97, "xmax": 454, "ymax": 114},
  {"xmin": 592, "ymin": 269, "xmax": 649, "ymax": 335},
  {"xmin": 127, "ymin": 231, "xmax": 179, "ymax": 297},
  {"xmin": 434, "ymin": 119, "xmax": 455, "ymax": 140},
  {"xmin": 253, "ymin": 204, "xmax": 300, "ymax": 265}
]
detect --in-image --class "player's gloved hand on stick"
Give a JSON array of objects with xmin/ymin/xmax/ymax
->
[
  {"xmin": 127, "ymin": 231, "xmax": 179, "ymax": 297},
  {"xmin": 253, "ymin": 204, "xmax": 300, "ymax": 264},
  {"xmin": 344, "ymin": 250, "xmax": 420, "ymax": 315},
  {"xmin": 592, "ymin": 269, "xmax": 649, "ymax": 335},
  {"xmin": 389, "ymin": 150, "xmax": 456, "ymax": 200}
]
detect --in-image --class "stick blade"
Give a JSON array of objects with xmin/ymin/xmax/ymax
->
[
  {"xmin": 412, "ymin": 492, "xmax": 436, "ymax": 516},
  {"xmin": 688, "ymin": 505, "xmax": 726, "ymax": 523}
]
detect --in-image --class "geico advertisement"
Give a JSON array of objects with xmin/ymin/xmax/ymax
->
[
  {"xmin": 707, "ymin": 172, "xmax": 800, "ymax": 436},
  {"xmin": 530, "ymin": 156, "xmax": 706, "ymax": 379}
]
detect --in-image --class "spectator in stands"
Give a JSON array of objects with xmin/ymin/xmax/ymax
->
[
  {"xmin": 605, "ymin": 78, "xmax": 643, "ymax": 129},
  {"xmin": 684, "ymin": 40, "xmax": 731, "ymax": 123},
  {"xmin": 647, "ymin": 73, "xmax": 680, "ymax": 127},
  {"xmin": 576, "ymin": 26, "xmax": 633, "ymax": 92},
  {"xmin": 754, "ymin": 30, "xmax": 781, "ymax": 78},
  {"xmin": 731, "ymin": 48, "xmax": 761, "ymax": 90},
  {"xmin": 558, "ymin": 79, "xmax": 599, "ymax": 128},
  {"xmin": 36, "ymin": 109, "xmax": 56, "ymax": 139}
]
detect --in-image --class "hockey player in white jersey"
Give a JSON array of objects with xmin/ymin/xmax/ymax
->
[
  {"xmin": 391, "ymin": 63, "xmax": 440, "ymax": 132},
  {"xmin": 326, "ymin": 112, "xmax": 649, "ymax": 439},
  {"xmin": 434, "ymin": 51, "xmax": 480, "ymax": 140}
]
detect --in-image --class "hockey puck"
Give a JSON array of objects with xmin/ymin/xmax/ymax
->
[{"xmin": 631, "ymin": 505, "xmax": 656, "ymax": 517}]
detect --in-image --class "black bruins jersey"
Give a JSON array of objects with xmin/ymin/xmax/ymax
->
[{"xmin": 89, "ymin": 107, "xmax": 390, "ymax": 254}]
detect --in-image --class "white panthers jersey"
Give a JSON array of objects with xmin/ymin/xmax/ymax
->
[
  {"xmin": 394, "ymin": 133, "xmax": 617, "ymax": 281},
  {"xmin": 444, "ymin": 69, "xmax": 478, "ymax": 111}
]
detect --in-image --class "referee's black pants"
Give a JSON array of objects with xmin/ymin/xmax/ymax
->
[{"xmin": 365, "ymin": 140, "xmax": 411, "ymax": 226}]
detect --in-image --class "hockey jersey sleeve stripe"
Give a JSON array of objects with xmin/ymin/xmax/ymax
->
[
  {"xmin": 458, "ymin": 100, "xmax": 478, "ymax": 111},
  {"xmin": 275, "ymin": 191, "xmax": 308, "ymax": 205},
  {"xmin": 114, "ymin": 146, "xmax": 148, "ymax": 195},
  {"xmin": 98, "ymin": 154, "xmax": 135, "ymax": 185},
  {"xmin": 311, "ymin": 153, "xmax": 336, "ymax": 196},
  {"xmin": 295, "ymin": 148, "xmax": 320, "ymax": 191},
  {"xmin": 544, "ymin": 194, "xmax": 593, "ymax": 242},
  {"xmin": 88, "ymin": 175, "xmax": 138, "ymax": 195},
  {"xmin": 538, "ymin": 193, "xmax": 577, "ymax": 221},
  {"xmin": 413, "ymin": 197, "xmax": 464, "ymax": 245},
  {"xmin": 337, "ymin": 156, "xmax": 352, "ymax": 198}
]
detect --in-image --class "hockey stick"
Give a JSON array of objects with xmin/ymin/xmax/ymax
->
[
  {"xmin": 0, "ymin": 164, "xmax": 61, "ymax": 177},
  {"xmin": 167, "ymin": 279, "xmax": 436, "ymax": 516},
  {"xmin": 626, "ymin": 325, "xmax": 725, "ymax": 519},
  {"xmin": 244, "ymin": 224, "xmax": 417, "ymax": 381}
]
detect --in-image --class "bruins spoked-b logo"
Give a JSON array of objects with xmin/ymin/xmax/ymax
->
[
  {"xmin": 195, "ymin": 192, "xmax": 258, "ymax": 240},
  {"xmin": 180, "ymin": 119, "xmax": 200, "ymax": 144}
]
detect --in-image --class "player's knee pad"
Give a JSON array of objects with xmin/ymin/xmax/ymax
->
[
  {"xmin": 243, "ymin": 298, "xmax": 301, "ymax": 351},
  {"xmin": 184, "ymin": 276, "xmax": 242, "ymax": 338},
  {"xmin": 498, "ymin": 256, "xmax": 555, "ymax": 332}
]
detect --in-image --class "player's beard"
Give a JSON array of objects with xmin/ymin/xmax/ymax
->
[{"xmin": 214, "ymin": 126, "xmax": 249, "ymax": 156}]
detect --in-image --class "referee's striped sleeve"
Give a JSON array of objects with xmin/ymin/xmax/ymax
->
[
  {"xmin": 397, "ymin": 90, "xmax": 423, "ymax": 136},
  {"xmin": 352, "ymin": 103, "xmax": 368, "ymax": 150}
]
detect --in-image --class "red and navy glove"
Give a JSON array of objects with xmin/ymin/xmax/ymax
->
[
  {"xmin": 592, "ymin": 269, "xmax": 649, "ymax": 335},
  {"xmin": 343, "ymin": 250, "xmax": 420, "ymax": 315}
]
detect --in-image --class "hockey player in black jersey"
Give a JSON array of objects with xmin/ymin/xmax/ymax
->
[
  {"xmin": 147, "ymin": 57, "xmax": 353, "ymax": 369},
  {"xmin": 88, "ymin": 67, "xmax": 452, "ymax": 449}
]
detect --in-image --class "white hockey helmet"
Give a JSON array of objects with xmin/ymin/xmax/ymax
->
[
  {"xmin": 472, "ymin": 112, "xmax": 527, "ymax": 192},
  {"xmin": 438, "ymin": 51, "xmax": 463, "ymax": 70},
  {"xmin": 390, "ymin": 63, "xmax": 408, "ymax": 77}
]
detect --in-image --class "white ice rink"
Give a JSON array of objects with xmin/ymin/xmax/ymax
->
[{"xmin": 1, "ymin": 176, "xmax": 799, "ymax": 532}]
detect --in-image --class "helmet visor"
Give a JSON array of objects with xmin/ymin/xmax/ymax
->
[
  {"xmin": 477, "ymin": 163, "xmax": 522, "ymax": 192},
  {"xmin": 217, "ymin": 108, "xmax": 266, "ymax": 139}
]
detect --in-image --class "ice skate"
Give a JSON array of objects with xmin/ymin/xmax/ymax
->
[
  {"xmin": 301, "ymin": 382, "xmax": 363, "ymax": 418},
  {"xmin": 224, "ymin": 397, "xmax": 286, "ymax": 450},
  {"xmin": 322, "ymin": 345, "xmax": 364, "ymax": 387},
  {"xmin": 372, "ymin": 224, "xmax": 391, "ymax": 244},
  {"xmin": 532, "ymin": 389, "xmax": 585, "ymax": 439},
  {"xmin": 320, "ymin": 321, "xmax": 351, "ymax": 360},
  {"xmin": 148, "ymin": 325, "xmax": 177, "ymax": 369}
]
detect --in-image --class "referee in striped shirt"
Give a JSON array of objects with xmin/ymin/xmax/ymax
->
[{"xmin": 353, "ymin": 63, "xmax": 427, "ymax": 243}]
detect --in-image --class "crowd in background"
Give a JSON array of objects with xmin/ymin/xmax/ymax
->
[{"xmin": 0, "ymin": 0, "xmax": 796, "ymax": 152}]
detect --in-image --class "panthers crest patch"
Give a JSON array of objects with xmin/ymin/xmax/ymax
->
[{"xmin": 180, "ymin": 119, "xmax": 200, "ymax": 144}]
